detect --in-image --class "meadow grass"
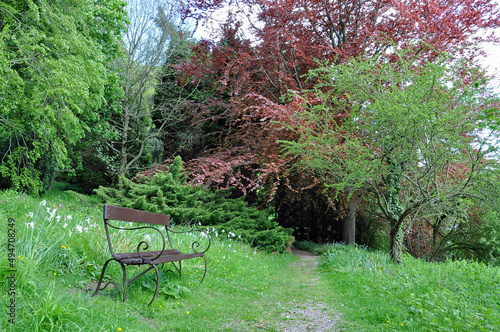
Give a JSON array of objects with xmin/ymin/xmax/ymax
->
[
  {"xmin": 0, "ymin": 189, "xmax": 305, "ymax": 331},
  {"xmin": 1, "ymin": 189, "xmax": 499, "ymax": 331},
  {"xmin": 312, "ymin": 242, "xmax": 500, "ymax": 331}
]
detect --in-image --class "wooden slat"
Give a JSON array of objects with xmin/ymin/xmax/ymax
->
[
  {"xmin": 103, "ymin": 204, "xmax": 170, "ymax": 226},
  {"xmin": 114, "ymin": 250, "xmax": 181, "ymax": 260},
  {"xmin": 120, "ymin": 252, "xmax": 204, "ymax": 265}
]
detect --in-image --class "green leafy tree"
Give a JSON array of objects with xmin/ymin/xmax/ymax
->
[
  {"xmin": 95, "ymin": 156, "xmax": 294, "ymax": 252},
  {"xmin": 283, "ymin": 50, "xmax": 500, "ymax": 263},
  {"xmin": 0, "ymin": 0, "xmax": 127, "ymax": 193}
]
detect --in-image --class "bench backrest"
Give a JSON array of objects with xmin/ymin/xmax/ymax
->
[{"xmin": 103, "ymin": 204, "xmax": 170, "ymax": 226}]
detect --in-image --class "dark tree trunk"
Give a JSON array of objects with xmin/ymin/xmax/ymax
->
[
  {"xmin": 341, "ymin": 191, "xmax": 361, "ymax": 245},
  {"xmin": 389, "ymin": 225, "xmax": 402, "ymax": 264}
]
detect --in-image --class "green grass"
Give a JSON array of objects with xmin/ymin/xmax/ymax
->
[
  {"xmin": 1, "ymin": 189, "xmax": 499, "ymax": 331},
  {"xmin": 316, "ymin": 243, "xmax": 500, "ymax": 331}
]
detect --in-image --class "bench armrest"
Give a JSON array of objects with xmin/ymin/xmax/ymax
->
[
  {"xmin": 106, "ymin": 223, "xmax": 168, "ymax": 263},
  {"xmin": 166, "ymin": 227, "xmax": 211, "ymax": 254}
]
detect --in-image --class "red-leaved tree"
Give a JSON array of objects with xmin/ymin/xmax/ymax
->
[{"xmin": 154, "ymin": 0, "xmax": 500, "ymax": 244}]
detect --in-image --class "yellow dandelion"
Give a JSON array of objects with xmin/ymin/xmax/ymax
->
[
  {"xmin": 18, "ymin": 255, "xmax": 23, "ymax": 259},
  {"xmin": 186, "ymin": 311, "xmax": 190, "ymax": 315},
  {"xmin": 62, "ymin": 245, "xmax": 67, "ymax": 249},
  {"xmin": 118, "ymin": 329, "xmax": 122, "ymax": 331},
  {"xmin": 53, "ymin": 273, "xmax": 57, "ymax": 276}
]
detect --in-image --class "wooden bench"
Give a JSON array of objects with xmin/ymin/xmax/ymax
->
[{"xmin": 92, "ymin": 204, "xmax": 210, "ymax": 305}]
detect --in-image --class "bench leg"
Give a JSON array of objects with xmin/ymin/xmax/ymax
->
[
  {"xmin": 119, "ymin": 261, "xmax": 127, "ymax": 302},
  {"xmin": 92, "ymin": 258, "xmax": 121, "ymax": 297},
  {"xmin": 200, "ymin": 256, "xmax": 208, "ymax": 283},
  {"xmin": 148, "ymin": 264, "xmax": 161, "ymax": 306},
  {"xmin": 170, "ymin": 261, "xmax": 182, "ymax": 277}
]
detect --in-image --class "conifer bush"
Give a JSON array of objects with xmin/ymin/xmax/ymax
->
[{"xmin": 95, "ymin": 156, "xmax": 294, "ymax": 252}]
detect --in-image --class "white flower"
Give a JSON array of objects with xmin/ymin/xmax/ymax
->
[
  {"xmin": 25, "ymin": 222, "xmax": 34, "ymax": 228},
  {"xmin": 69, "ymin": 230, "xmax": 72, "ymax": 236},
  {"xmin": 86, "ymin": 218, "xmax": 91, "ymax": 223},
  {"xmin": 28, "ymin": 212, "xmax": 34, "ymax": 218},
  {"xmin": 46, "ymin": 207, "xmax": 51, "ymax": 213},
  {"xmin": 76, "ymin": 225, "xmax": 83, "ymax": 233},
  {"xmin": 66, "ymin": 215, "xmax": 72, "ymax": 220},
  {"xmin": 63, "ymin": 223, "xmax": 68, "ymax": 228},
  {"xmin": 40, "ymin": 200, "xmax": 47, "ymax": 206}
]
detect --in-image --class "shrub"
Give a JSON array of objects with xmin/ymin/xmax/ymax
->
[{"xmin": 95, "ymin": 156, "xmax": 294, "ymax": 252}]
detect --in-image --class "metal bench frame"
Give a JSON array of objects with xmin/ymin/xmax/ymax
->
[{"xmin": 92, "ymin": 204, "xmax": 210, "ymax": 305}]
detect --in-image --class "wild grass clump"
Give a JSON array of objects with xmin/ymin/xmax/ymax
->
[{"xmin": 319, "ymin": 243, "xmax": 500, "ymax": 331}]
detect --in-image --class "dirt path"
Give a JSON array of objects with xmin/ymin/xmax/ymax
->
[{"xmin": 274, "ymin": 248, "xmax": 341, "ymax": 332}]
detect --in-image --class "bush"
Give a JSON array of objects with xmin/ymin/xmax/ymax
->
[{"xmin": 95, "ymin": 156, "xmax": 294, "ymax": 253}]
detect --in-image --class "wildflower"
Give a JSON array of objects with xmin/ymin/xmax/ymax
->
[
  {"xmin": 40, "ymin": 199, "xmax": 47, "ymax": 206},
  {"xmin": 118, "ymin": 328, "xmax": 123, "ymax": 331},
  {"xmin": 76, "ymin": 225, "xmax": 83, "ymax": 233},
  {"xmin": 27, "ymin": 212, "xmax": 34, "ymax": 218},
  {"xmin": 186, "ymin": 311, "xmax": 189, "ymax": 315},
  {"xmin": 62, "ymin": 246, "xmax": 67, "ymax": 249},
  {"xmin": 69, "ymin": 230, "xmax": 72, "ymax": 237},
  {"xmin": 54, "ymin": 273, "xmax": 57, "ymax": 276},
  {"xmin": 18, "ymin": 255, "xmax": 23, "ymax": 259},
  {"xmin": 63, "ymin": 223, "xmax": 68, "ymax": 228},
  {"xmin": 56, "ymin": 216, "xmax": 61, "ymax": 222},
  {"xmin": 66, "ymin": 215, "xmax": 72, "ymax": 220},
  {"xmin": 86, "ymin": 218, "xmax": 91, "ymax": 223},
  {"xmin": 25, "ymin": 222, "xmax": 34, "ymax": 228}
]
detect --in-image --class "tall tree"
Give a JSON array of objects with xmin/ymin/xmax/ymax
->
[
  {"xmin": 282, "ymin": 51, "xmax": 500, "ymax": 262},
  {"xmin": 168, "ymin": 0, "xmax": 500, "ymax": 243},
  {"xmin": 0, "ymin": 0, "xmax": 127, "ymax": 193}
]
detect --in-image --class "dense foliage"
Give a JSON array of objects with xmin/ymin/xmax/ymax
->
[
  {"xmin": 283, "ymin": 51, "xmax": 500, "ymax": 263},
  {"xmin": 0, "ymin": 0, "xmax": 128, "ymax": 194},
  {"xmin": 1, "ymin": 0, "xmax": 500, "ymax": 264},
  {"xmin": 95, "ymin": 156, "xmax": 294, "ymax": 252}
]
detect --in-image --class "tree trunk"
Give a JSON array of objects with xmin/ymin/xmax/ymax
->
[
  {"xmin": 341, "ymin": 191, "xmax": 361, "ymax": 245},
  {"xmin": 389, "ymin": 226, "xmax": 402, "ymax": 264}
]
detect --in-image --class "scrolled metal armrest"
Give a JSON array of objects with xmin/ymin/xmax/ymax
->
[
  {"xmin": 108, "ymin": 222, "xmax": 167, "ymax": 262},
  {"xmin": 166, "ymin": 227, "xmax": 211, "ymax": 254}
]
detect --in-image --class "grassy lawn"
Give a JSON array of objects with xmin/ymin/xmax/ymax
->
[{"xmin": 1, "ymin": 189, "xmax": 499, "ymax": 331}]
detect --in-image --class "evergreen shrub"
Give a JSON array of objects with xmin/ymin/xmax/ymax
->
[{"xmin": 94, "ymin": 156, "xmax": 294, "ymax": 253}]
